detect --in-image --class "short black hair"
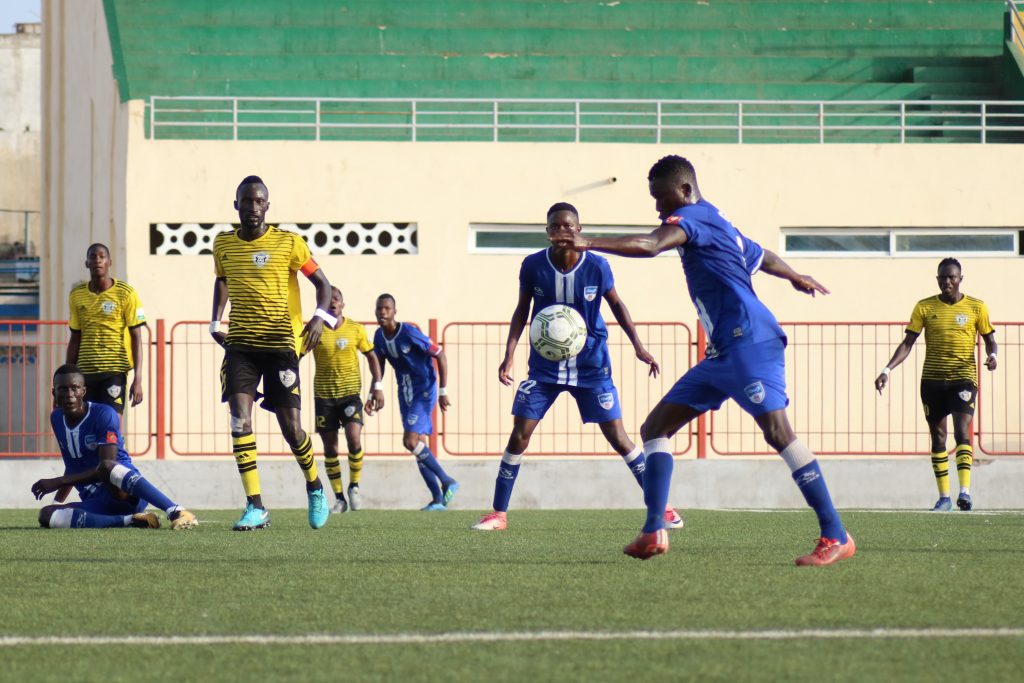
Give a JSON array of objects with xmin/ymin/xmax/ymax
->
[
  {"xmin": 86, "ymin": 243, "xmax": 109, "ymax": 258},
  {"xmin": 648, "ymin": 155, "xmax": 697, "ymax": 184},
  {"xmin": 377, "ymin": 293, "xmax": 396, "ymax": 305},
  {"xmin": 547, "ymin": 202, "xmax": 579, "ymax": 219},
  {"xmin": 53, "ymin": 363, "xmax": 84, "ymax": 382},
  {"xmin": 938, "ymin": 257, "xmax": 962, "ymax": 273},
  {"xmin": 236, "ymin": 175, "xmax": 267, "ymax": 199}
]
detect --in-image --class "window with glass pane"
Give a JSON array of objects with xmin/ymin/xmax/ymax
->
[
  {"xmin": 785, "ymin": 234, "xmax": 888, "ymax": 253},
  {"xmin": 475, "ymin": 232, "xmax": 549, "ymax": 249},
  {"xmin": 895, "ymin": 234, "xmax": 1015, "ymax": 253}
]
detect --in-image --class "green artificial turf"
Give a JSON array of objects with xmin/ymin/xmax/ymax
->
[{"xmin": 1, "ymin": 509, "xmax": 1021, "ymax": 682}]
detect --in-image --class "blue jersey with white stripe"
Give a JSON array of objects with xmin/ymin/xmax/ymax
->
[
  {"xmin": 520, "ymin": 249, "xmax": 613, "ymax": 387},
  {"xmin": 665, "ymin": 199, "xmax": 785, "ymax": 357},
  {"xmin": 49, "ymin": 402, "xmax": 133, "ymax": 499},
  {"xmin": 373, "ymin": 323, "xmax": 440, "ymax": 396}
]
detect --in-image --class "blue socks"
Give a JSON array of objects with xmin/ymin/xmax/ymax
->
[
  {"xmin": 792, "ymin": 461, "xmax": 846, "ymax": 543},
  {"xmin": 412, "ymin": 442, "xmax": 454, "ymax": 487},
  {"xmin": 415, "ymin": 461, "xmax": 443, "ymax": 503},
  {"xmin": 492, "ymin": 450, "xmax": 523, "ymax": 512},
  {"xmin": 622, "ymin": 446, "xmax": 646, "ymax": 488},
  {"xmin": 70, "ymin": 510, "xmax": 130, "ymax": 528},
  {"xmin": 111, "ymin": 464, "xmax": 180, "ymax": 515},
  {"xmin": 641, "ymin": 440, "xmax": 674, "ymax": 533}
]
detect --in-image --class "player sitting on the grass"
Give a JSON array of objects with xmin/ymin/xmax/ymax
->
[
  {"xmin": 473, "ymin": 202, "xmax": 684, "ymax": 532},
  {"xmin": 307, "ymin": 286, "xmax": 385, "ymax": 512},
  {"xmin": 32, "ymin": 364, "xmax": 198, "ymax": 530},
  {"xmin": 373, "ymin": 293, "xmax": 459, "ymax": 511},
  {"xmin": 555, "ymin": 156, "xmax": 855, "ymax": 566}
]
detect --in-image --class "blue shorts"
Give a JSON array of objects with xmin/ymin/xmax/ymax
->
[
  {"xmin": 71, "ymin": 483, "xmax": 147, "ymax": 516},
  {"xmin": 399, "ymin": 388, "xmax": 436, "ymax": 435},
  {"xmin": 665, "ymin": 338, "xmax": 789, "ymax": 417},
  {"xmin": 512, "ymin": 379, "xmax": 622, "ymax": 424}
]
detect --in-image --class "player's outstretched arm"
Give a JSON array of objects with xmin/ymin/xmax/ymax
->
[
  {"xmin": 300, "ymin": 269, "xmax": 332, "ymax": 352},
  {"xmin": 760, "ymin": 250, "xmax": 830, "ymax": 297},
  {"xmin": 210, "ymin": 277, "xmax": 229, "ymax": 347},
  {"xmin": 875, "ymin": 331, "xmax": 918, "ymax": 394},
  {"xmin": 500, "ymin": 289, "xmax": 532, "ymax": 386},
  {"xmin": 364, "ymin": 350, "xmax": 385, "ymax": 415},
  {"xmin": 558, "ymin": 224, "xmax": 686, "ymax": 258},
  {"xmin": 604, "ymin": 288, "xmax": 660, "ymax": 378}
]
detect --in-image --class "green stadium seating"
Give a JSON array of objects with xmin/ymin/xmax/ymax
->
[{"xmin": 103, "ymin": 0, "xmax": 1024, "ymax": 142}]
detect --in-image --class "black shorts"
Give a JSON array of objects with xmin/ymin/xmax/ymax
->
[
  {"xmin": 315, "ymin": 395, "xmax": 364, "ymax": 432},
  {"xmin": 84, "ymin": 372, "xmax": 128, "ymax": 415},
  {"xmin": 221, "ymin": 347, "xmax": 301, "ymax": 412},
  {"xmin": 921, "ymin": 379, "xmax": 977, "ymax": 421}
]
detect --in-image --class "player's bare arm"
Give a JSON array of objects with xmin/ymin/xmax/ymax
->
[
  {"xmin": 300, "ymin": 268, "xmax": 333, "ymax": 352},
  {"xmin": 436, "ymin": 348, "xmax": 451, "ymax": 411},
  {"xmin": 65, "ymin": 329, "xmax": 81, "ymax": 364},
  {"xmin": 561, "ymin": 223, "xmax": 687, "ymax": 257},
  {"xmin": 129, "ymin": 325, "xmax": 145, "ymax": 406},
  {"xmin": 604, "ymin": 287, "xmax": 660, "ymax": 378},
  {"xmin": 760, "ymin": 250, "xmax": 830, "ymax": 297},
  {"xmin": 499, "ymin": 289, "xmax": 532, "ymax": 386},
  {"xmin": 210, "ymin": 277, "xmax": 229, "ymax": 347},
  {"xmin": 983, "ymin": 331, "xmax": 998, "ymax": 371},
  {"xmin": 364, "ymin": 349, "xmax": 385, "ymax": 415},
  {"xmin": 31, "ymin": 444, "xmax": 117, "ymax": 499},
  {"xmin": 875, "ymin": 331, "xmax": 919, "ymax": 394}
]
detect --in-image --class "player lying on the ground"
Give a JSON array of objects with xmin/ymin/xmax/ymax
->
[
  {"xmin": 555, "ymin": 156, "xmax": 855, "ymax": 566},
  {"xmin": 32, "ymin": 364, "xmax": 198, "ymax": 530},
  {"xmin": 473, "ymin": 202, "xmax": 684, "ymax": 532}
]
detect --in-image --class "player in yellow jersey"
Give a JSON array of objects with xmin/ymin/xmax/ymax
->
[
  {"xmin": 875, "ymin": 258, "xmax": 997, "ymax": 512},
  {"xmin": 308, "ymin": 286, "xmax": 385, "ymax": 512},
  {"xmin": 210, "ymin": 175, "xmax": 335, "ymax": 531},
  {"xmin": 66, "ymin": 243, "xmax": 147, "ymax": 415}
]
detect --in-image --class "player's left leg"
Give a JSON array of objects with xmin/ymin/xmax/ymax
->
[
  {"xmin": 277, "ymin": 406, "xmax": 329, "ymax": 529},
  {"xmin": 95, "ymin": 460, "xmax": 197, "ymax": 529},
  {"xmin": 39, "ymin": 497, "xmax": 158, "ymax": 529},
  {"xmin": 343, "ymin": 421, "xmax": 365, "ymax": 511},
  {"xmin": 923, "ymin": 380, "xmax": 952, "ymax": 511},
  {"xmin": 951, "ymin": 410, "xmax": 975, "ymax": 511},
  {"xmin": 402, "ymin": 396, "xmax": 459, "ymax": 508}
]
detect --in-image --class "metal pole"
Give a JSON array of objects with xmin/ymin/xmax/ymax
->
[
  {"xmin": 656, "ymin": 101, "xmax": 662, "ymax": 144},
  {"xmin": 737, "ymin": 102, "xmax": 743, "ymax": 144}
]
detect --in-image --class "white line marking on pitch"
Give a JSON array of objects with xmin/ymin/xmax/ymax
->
[{"xmin": 1, "ymin": 628, "xmax": 1022, "ymax": 648}]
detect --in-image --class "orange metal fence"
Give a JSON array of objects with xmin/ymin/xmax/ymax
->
[
  {"xmin": 2, "ymin": 319, "xmax": 1021, "ymax": 458},
  {"xmin": 440, "ymin": 322, "xmax": 694, "ymax": 455}
]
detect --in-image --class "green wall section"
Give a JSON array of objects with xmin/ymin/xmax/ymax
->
[{"xmin": 107, "ymin": 0, "xmax": 1014, "ymax": 101}]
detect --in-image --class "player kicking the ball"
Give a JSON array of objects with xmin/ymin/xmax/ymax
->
[
  {"xmin": 472, "ymin": 202, "xmax": 685, "ymax": 532},
  {"xmin": 556, "ymin": 156, "xmax": 855, "ymax": 566}
]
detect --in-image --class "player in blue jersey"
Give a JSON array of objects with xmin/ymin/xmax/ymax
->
[
  {"xmin": 31, "ymin": 364, "xmax": 198, "ymax": 530},
  {"xmin": 556, "ymin": 156, "xmax": 855, "ymax": 566},
  {"xmin": 472, "ymin": 202, "xmax": 684, "ymax": 532},
  {"xmin": 373, "ymin": 294, "xmax": 460, "ymax": 510}
]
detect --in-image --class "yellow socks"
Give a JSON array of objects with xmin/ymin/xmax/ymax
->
[
  {"xmin": 955, "ymin": 444, "xmax": 973, "ymax": 492},
  {"xmin": 931, "ymin": 450, "xmax": 950, "ymax": 498},
  {"xmin": 348, "ymin": 449, "xmax": 364, "ymax": 485},
  {"xmin": 292, "ymin": 434, "xmax": 319, "ymax": 483},
  {"xmin": 324, "ymin": 453, "xmax": 344, "ymax": 495},
  {"xmin": 232, "ymin": 432, "xmax": 261, "ymax": 497}
]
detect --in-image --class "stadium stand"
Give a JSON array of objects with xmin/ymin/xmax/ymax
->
[{"xmin": 101, "ymin": 0, "xmax": 1024, "ymax": 143}]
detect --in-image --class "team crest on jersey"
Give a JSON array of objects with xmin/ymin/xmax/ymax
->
[
  {"xmin": 744, "ymin": 381, "xmax": 766, "ymax": 405},
  {"xmin": 344, "ymin": 405, "xmax": 356, "ymax": 417},
  {"xmin": 101, "ymin": 301, "xmax": 116, "ymax": 315},
  {"xmin": 252, "ymin": 251, "xmax": 271, "ymax": 267},
  {"xmin": 107, "ymin": 385, "xmax": 122, "ymax": 399},
  {"xmin": 955, "ymin": 314, "xmax": 968, "ymax": 326},
  {"xmin": 136, "ymin": 309, "xmax": 146, "ymax": 322},
  {"xmin": 105, "ymin": 431, "xmax": 118, "ymax": 444},
  {"xmin": 401, "ymin": 345, "xmax": 411, "ymax": 354},
  {"xmin": 664, "ymin": 215, "xmax": 682, "ymax": 225},
  {"xmin": 534, "ymin": 287, "xmax": 544, "ymax": 297},
  {"xmin": 584, "ymin": 286, "xmax": 598, "ymax": 301},
  {"xmin": 598, "ymin": 392, "xmax": 615, "ymax": 410},
  {"xmin": 407, "ymin": 415, "xmax": 419, "ymax": 425},
  {"xmin": 959, "ymin": 389, "xmax": 973, "ymax": 402},
  {"xmin": 336, "ymin": 338, "xmax": 348, "ymax": 350},
  {"xmin": 84, "ymin": 434, "xmax": 97, "ymax": 450},
  {"xmin": 278, "ymin": 369, "xmax": 297, "ymax": 388}
]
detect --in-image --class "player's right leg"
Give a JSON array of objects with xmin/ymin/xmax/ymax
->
[
  {"xmin": 94, "ymin": 460, "xmax": 197, "ymax": 530},
  {"xmin": 318, "ymin": 427, "xmax": 348, "ymax": 513},
  {"xmin": 343, "ymin": 420, "xmax": 365, "ymax": 511},
  {"xmin": 39, "ymin": 497, "xmax": 158, "ymax": 530},
  {"xmin": 923, "ymin": 381, "xmax": 952, "ymax": 511},
  {"xmin": 224, "ymin": 352, "xmax": 269, "ymax": 531}
]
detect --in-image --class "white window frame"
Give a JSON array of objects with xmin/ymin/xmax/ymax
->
[
  {"xmin": 469, "ymin": 223, "xmax": 666, "ymax": 255},
  {"xmin": 781, "ymin": 227, "xmax": 1020, "ymax": 258}
]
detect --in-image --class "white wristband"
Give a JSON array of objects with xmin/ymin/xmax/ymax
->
[
  {"xmin": 438, "ymin": 387, "xmax": 448, "ymax": 397},
  {"xmin": 988, "ymin": 352, "xmax": 997, "ymax": 359},
  {"xmin": 313, "ymin": 307, "xmax": 338, "ymax": 327},
  {"xmin": 209, "ymin": 321, "xmax": 221, "ymax": 334},
  {"xmin": 880, "ymin": 367, "xmax": 890, "ymax": 377},
  {"xmin": 372, "ymin": 381, "xmax": 383, "ymax": 391}
]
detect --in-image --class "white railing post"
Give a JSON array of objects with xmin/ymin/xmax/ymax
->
[
  {"xmin": 232, "ymin": 98, "xmax": 238, "ymax": 141},
  {"xmin": 575, "ymin": 101, "xmax": 580, "ymax": 143},
  {"xmin": 818, "ymin": 102, "xmax": 825, "ymax": 143},
  {"xmin": 656, "ymin": 101, "xmax": 662, "ymax": 144},
  {"xmin": 981, "ymin": 102, "xmax": 988, "ymax": 143},
  {"xmin": 737, "ymin": 101, "xmax": 743, "ymax": 143},
  {"xmin": 900, "ymin": 102, "xmax": 906, "ymax": 144},
  {"xmin": 149, "ymin": 97, "xmax": 155, "ymax": 139},
  {"xmin": 315, "ymin": 99, "xmax": 321, "ymax": 142},
  {"xmin": 411, "ymin": 100, "xmax": 417, "ymax": 142},
  {"xmin": 493, "ymin": 100, "xmax": 499, "ymax": 142}
]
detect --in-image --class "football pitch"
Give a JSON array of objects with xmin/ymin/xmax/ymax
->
[{"xmin": 1, "ymin": 509, "xmax": 1022, "ymax": 683}]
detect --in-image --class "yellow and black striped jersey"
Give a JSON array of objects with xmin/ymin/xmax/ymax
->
[
  {"xmin": 907, "ymin": 294, "xmax": 994, "ymax": 383},
  {"xmin": 312, "ymin": 318, "xmax": 374, "ymax": 399},
  {"xmin": 68, "ymin": 279, "xmax": 146, "ymax": 374},
  {"xmin": 213, "ymin": 226, "xmax": 318, "ymax": 353}
]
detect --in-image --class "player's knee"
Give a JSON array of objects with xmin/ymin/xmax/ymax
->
[
  {"xmin": 229, "ymin": 414, "xmax": 252, "ymax": 434},
  {"xmin": 759, "ymin": 421, "xmax": 794, "ymax": 452},
  {"xmin": 403, "ymin": 434, "xmax": 420, "ymax": 452},
  {"xmin": 38, "ymin": 506, "xmax": 57, "ymax": 528}
]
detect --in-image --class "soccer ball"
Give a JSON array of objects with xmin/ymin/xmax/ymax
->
[{"xmin": 529, "ymin": 304, "xmax": 587, "ymax": 362}]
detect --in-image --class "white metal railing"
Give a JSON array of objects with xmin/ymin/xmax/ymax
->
[
  {"xmin": 1009, "ymin": 0, "xmax": 1024, "ymax": 55},
  {"xmin": 146, "ymin": 96, "xmax": 1024, "ymax": 144}
]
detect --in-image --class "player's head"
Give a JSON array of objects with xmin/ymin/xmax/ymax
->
[
  {"xmin": 328, "ymin": 286, "xmax": 344, "ymax": 317},
  {"xmin": 546, "ymin": 202, "xmax": 581, "ymax": 243},
  {"xmin": 52, "ymin": 364, "xmax": 87, "ymax": 416},
  {"xmin": 936, "ymin": 257, "xmax": 963, "ymax": 296},
  {"xmin": 647, "ymin": 155, "xmax": 700, "ymax": 220},
  {"xmin": 234, "ymin": 175, "xmax": 270, "ymax": 230},
  {"xmin": 375, "ymin": 293, "xmax": 396, "ymax": 327},
  {"xmin": 85, "ymin": 243, "xmax": 111, "ymax": 278}
]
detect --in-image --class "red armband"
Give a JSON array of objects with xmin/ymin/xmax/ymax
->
[{"xmin": 300, "ymin": 257, "xmax": 320, "ymax": 277}]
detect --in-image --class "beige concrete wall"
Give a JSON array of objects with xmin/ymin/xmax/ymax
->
[{"xmin": 0, "ymin": 27, "xmax": 40, "ymax": 247}]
